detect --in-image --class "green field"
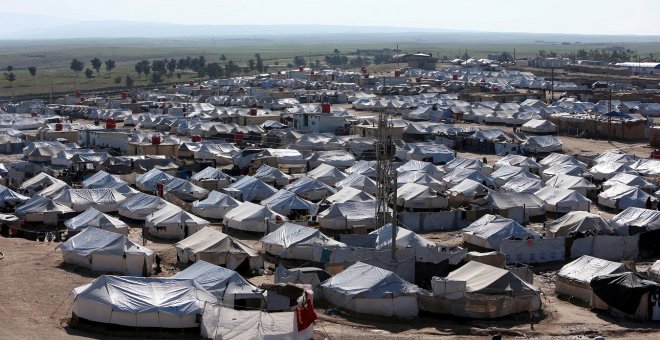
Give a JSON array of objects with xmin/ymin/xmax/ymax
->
[{"xmin": 2, "ymin": 36, "xmax": 660, "ymax": 99}]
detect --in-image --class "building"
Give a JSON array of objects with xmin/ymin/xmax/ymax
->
[
  {"xmin": 529, "ymin": 57, "xmax": 571, "ymax": 69},
  {"xmin": 615, "ymin": 62, "xmax": 660, "ymax": 75}
]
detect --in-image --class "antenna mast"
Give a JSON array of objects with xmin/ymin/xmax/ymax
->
[{"xmin": 375, "ymin": 107, "xmax": 398, "ymax": 260}]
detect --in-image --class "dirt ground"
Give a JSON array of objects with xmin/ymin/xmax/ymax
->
[
  {"xmin": 3, "ymin": 235, "xmax": 660, "ymax": 340},
  {"xmin": 1, "ymin": 123, "xmax": 659, "ymax": 339}
]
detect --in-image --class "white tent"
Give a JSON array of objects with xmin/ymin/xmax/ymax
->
[
  {"xmin": 260, "ymin": 189, "xmax": 319, "ymax": 217},
  {"xmin": 494, "ymin": 154, "xmax": 541, "ymax": 173},
  {"xmin": 345, "ymin": 160, "xmax": 377, "ymax": 178},
  {"xmin": 223, "ymin": 176, "xmax": 277, "ymax": 202},
  {"xmin": 190, "ymin": 166, "xmax": 234, "ymax": 190},
  {"xmin": 603, "ymin": 173, "xmax": 655, "ymax": 191},
  {"xmin": 545, "ymin": 211, "xmax": 614, "ymax": 238},
  {"xmin": 321, "ymin": 261, "xmax": 419, "ymax": 317},
  {"xmin": 444, "ymin": 157, "xmax": 493, "ymax": 175},
  {"xmin": 521, "ymin": 135, "xmax": 562, "ymax": 153},
  {"xmin": 473, "ymin": 192, "xmax": 546, "ymax": 223},
  {"xmin": 201, "ymin": 305, "xmax": 313, "ymax": 340},
  {"xmin": 335, "ymin": 172, "xmax": 377, "ymax": 195},
  {"xmin": 173, "ymin": 261, "xmax": 263, "ymax": 306},
  {"xmin": 545, "ymin": 174, "xmax": 597, "ymax": 196},
  {"xmin": 145, "ymin": 205, "xmax": 209, "ymax": 240},
  {"xmin": 284, "ymin": 176, "xmax": 336, "ymax": 201},
  {"xmin": 191, "ymin": 191, "xmax": 241, "ymax": 220},
  {"xmin": 324, "ymin": 186, "xmax": 375, "ymax": 204},
  {"xmin": 539, "ymin": 153, "xmax": 586, "ymax": 170},
  {"xmin": 223, "ymin": 201, "xmax": 286, "ymax": 233},
  {"xmin": 53, "ymin": 188, "xmax": 126, "ymax": 212},
  {"xmin": 175, "ymin": 228, "xmax": 262, "ymax": 271},
  {"xmin": 541, "ymin": 164, "xmax": 585, "ymax": 181},
  {"xmin": 490, "ymin": 166, "xmax": 540, "ymax": 187},
  {"xmin": 405, "ymin": 142, "xmax": 455, "ymax": 164},
  {"xmin": 307, "ymin": 150, "xmax": 356, "ymax": 169},
  {"xmin": 447, "ymin": 179, "xmax": 491, "ymax": 205},
  {"xmin": 520, "ymin": 119, "xmax": 556, "ymax": 134},
  {"xmin": 82, "ymin": 170, "xmax": 126, "ymax": 189},
  {"xmin": 318, "ymin": 201, "xmax": 377, "ymax": 230},
  {"xmin": 370, "ymin": 224, "xmax": 466, "ymax": 264},
  {"xmin": 500, "ymin": 176, "xmax": 544, "ymax": 194},
  {"xmin": 117, "ymin": 193, "xmax": 174, "ymax": 220},
  {"xmin": 396, "ymin": 171, "xmax": 446, "ymax": 192},
  {"xmin": 72, "ymin": 275, "xmax": 217, "ymax": 328},
  {"xmin": 610, "ymin": 207, "xmax": 660, "ymax": 235},
  {"xmin": 0, "ymin": 185, "xmax": 29, "ymax": 208},
  {"xmin": 252, "ymin": 164, "xmax": 293, "ymax": 187},
  {"xmin": 260, "ymin": 222, "xmax": 345, "ymax": 261},
  {"xmin": 65, "ymin": 207, "xmax": 129, "ymax": 234},
  {"xmin": 59, "ymin": 227, "xmax": 154, "ymax": 275},
  {"xmin": 18, "ymin": 172, "xmax": 67, "ymax": 196},
  {"xmin": 463, "ymin": 214, "xmax": 540, "ymax": 250},
  {"xmin": 534, "ymin": 186, "xmax": 591, "ymax": 213},
  {"xmin": 555, "ymin": 255, "xmax": 627, "ymax": 302},
  {"xmin": 162, "ymin": 177, "xmax": 209, "ymax": 201},
  {"xmin": 419, "ymin": 261, "xmax": 542, "ymax": 318},
  {"xmin": 306, "ymin": 163, "xmax": 347, "ymax": 186},
  {"xmin": 598, "ymin": 183, "xmax": 656, "ymax": 210},
  {"xmin": 396, "ymin": 160, "xmax": 443, "ymax": 180},
  {"xmin": 589, "ymin": 162, "xmax": 635, "ymax": 181},
  {"xmin": 443, "ymin": 168, "xmax": 496, "ymax": 189},
  {"xmin": 396, "ymin": 182, "xmax": 448, "ymax": 210},
  {"xmin": 15, "ymin": 195, "xmax": 75, "ymax": 222},
  {"xmin": 135, "ymin": 168, "xmax": 175, "ymax": 192}
]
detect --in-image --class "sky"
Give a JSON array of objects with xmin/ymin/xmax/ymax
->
[{"xmin": 2, "ymin": 0, "xmax": 659, "ymax": 36}]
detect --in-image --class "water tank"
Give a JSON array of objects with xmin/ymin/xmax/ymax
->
[
  {"xmin": 321, "ymin": 103, "xmax": 331, "ymax": 113},
  {"xmin": 191, "ymin": 135, "xmax": 202, "ymax": 142},
  {"xmin": 55, "ymin": 123, "xmax": 63, "ymax": 131},
  {"xmin": 394, "ymin": 70, "xmax": 401, "ymax": 77},
  {"xmin": 151, "ymin": 135, "xmax": 161, "ymax": 145},
  {"xmin": 105, "ymin": 118, "xmax": 116, "ymax": 129},
  {"xmin": 249, "ymin": 108, "xmax": 258, "ymax": 116}
]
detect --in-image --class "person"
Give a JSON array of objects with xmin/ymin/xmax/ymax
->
[
  {"xmin": 482, "ymin": 157, "xmax": 487, "ymax": 164},
  {"xmin": 155, "ymin": 254, "xmax": 162, "ymax": 273},
  {"xmin": 46, "ymin": 231, "xmax": 54, "ymax": 243},
  {"xmin": 647, "ymin": 197, "xmax": 653, "ymax": 210},
  {"xmin": 142, "ymin": 227, "xmax": 147, "ymax": 246}
]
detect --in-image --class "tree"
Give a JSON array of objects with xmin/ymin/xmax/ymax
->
[
  {"xmin": 166, "ymin": 59, "xmax": 177, "ymax": 76},
  {"xmin": 114, "ymin": 76, "xmax": 122, "ymax": 84},
  {"xmin": 28, "ymin": 66, "xmax": 37, "ymax": 79},
  {"xmin": 225, "ymin": 60, "xmax": 240, "ymax": 77},
  {"xmin": 255, "ymin": 53, "xmax": 264, "ymax": 73},
  {"xmin": 105, "ymin": 59, "xmax": 116, "ymax": 76},
  {"xmin": 134, "ymin": 62, "xmax": 143, "ymax": 79},
  {"xmin": 152, "ymin": 59, "xmax": 167, "ymax": 75},
  {"xmin": 315, "ymin": 59, "xmax": 321, "ymax": 68},
  {"xmin": 135, "ymin": 60, "xmax": 151, "ymax": 79},
  {"xmin": 334, "ymin": 49, "xmax": 340, "ymax": 54},
  {"xmin": 84, "ymin": 68, "xmax": 94, "ymax": 86},
  {"xmin": 125, "ymin": 75, "xmax": 134, "ymax": 88},
  {"xmin": 4, "ymin": 72, "xmax": 16, "ymax": 88},
  {"xmin": 219, "ymin": 54, "xmax": 227, "ymax": 61},
  {"xmin": 206, "ymin": 62, "xmax": 223, "ymax": 79},
  {"xmin": 91, "ymin": 58, "xmax": 102, "ymax": 75},
  {"xmin": 293, "ymin": 56, "xmax": 306, "ymax": 66},
  {"xmin": 498, "ymin": 51, "xmax": 513, "ymax": 63},
  {"xmin": 177, "ymin": 58, "xmax": 189, "ymax": 72},
  {"xmin": 248, "ymin": 59, "xmax": 256, "ymax": 72},
  {"xmin": 70, "ymin": 59, "xmax": 85, "ymax": 78},
  {"xmin": 150, "ymin": 72, "xmax": 163, "ymax": 84},
  {"xmin": 6, "ymin": 65, "xmax": 13, "ymax": 72}
]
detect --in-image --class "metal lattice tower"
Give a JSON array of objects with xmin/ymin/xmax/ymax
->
[{"xmin": 375, "ymin": 108, "xmax": 398, "ymax": 260}]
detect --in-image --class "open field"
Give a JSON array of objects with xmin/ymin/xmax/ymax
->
[{"xmin": 2, "ymin": 37, "xmax": 660, "ymax": 98}]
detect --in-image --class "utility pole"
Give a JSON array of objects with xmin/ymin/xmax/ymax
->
[
  {"xmin": 550, "ymin": 67, "xmax": 554, "ymax": 103},
  {"xmin": 607, "ymin": 65, "xmax": 612, "ymax": 142},
  {"xmin": 375, "ymin": 108, "xmax": 398, "ymax": 260}
]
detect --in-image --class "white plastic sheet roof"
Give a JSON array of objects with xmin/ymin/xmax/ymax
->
[
  {"xmin": 324, "ymin": 186, "xmax": 375, "ymax": 204},
  {"xmin": 260, "ymin": 189, "xmax": 319, "ymax": 216},
  {"xmin": 72, "ymin": 275, "xmax": 218, "ymax": 316},
  {"xmin": 545, "ymin": 211, "xmax": 613, "ymax": 238},
  {"xmin": 172, "ymin": 260, "xmax": 259, "ymax": 300},
  {"xmin": 610, "ymin": 207, "xmax": 660, "ymax": 234},
  {"xmin": 321, "ymin": 261, "xmax": 419, "ymax": 302},
  {"xmin": 557, "ymin": 255, "xmax": 626, "ymax": 284},
  {"xmin": 260, "ymin": 222, "xmax": 345, "ymax": 249},
  {"xmin": 65, "ymin": 207, "xmax": 128, "ymax": 232},
  {"xmin": 463, "ymin": 214, "xmax": 539, "ymax": 249}
]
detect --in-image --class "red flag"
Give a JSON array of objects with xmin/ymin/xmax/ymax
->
[{"xmin": 296, "ymin": 293, "xmax": 317, "ymax": 331}]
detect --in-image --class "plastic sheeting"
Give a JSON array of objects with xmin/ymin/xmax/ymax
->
[
  {"xmin": 500, "ymin": 238, "xmax": 566, "ymax": 264},
  {"xmin": 324, "ymin": 186, "xmax": 375, "ymax": 204},
  {"xmin": 223, "ymin": 201, "xmax": 286, "ymax": 233},
  {"xmin": 534, "ymin": 186, "xmax": 591, "ymax": 213},
  {"xmin": 191, "ymin": 191, "xmax": 241, "ymax": 220},
  {"xmin": 53, "ymin": 188, "xmax": 126, "ymax": 212},
  {"xmin": 72, "ymin": 276, "xmax": 218, "ymax": 328},
  {"xmin": 173, "ymin": 261, "xmax": 261, "ymax": 303},
  {"xmin": 545, "ymin": 211, "xmax": 613, "ymax": 238},
  {"xmin": 201, "ymin": 305, "xmax": 313, "ymax": 340},
  {"xmin": 223, "ymin": 176, "xmax": 277, "ymax": 202},
  {"xmin": 261, "ymin": 222, "xmax": 345, "ymax": 261},
  {"xmin": 610, "ymin": 207, "xmax": 660, "ymax": 235},
  {"xmin": 65, "ymin": 207, "xmax": 129, "ymax": 234},
  {"xmin": 598, "ymin": 183, "xmax": 655, "ymax": 210},
  {"xmin": 317, "ymin": 201, "xmax": 377, "ymax": 230},
  {"xmin": 261, "ymin": 189, "xmax": 319, "ymax": 216},
  {"xmin": 463, "ymin": 214, "xmax": 539, "ymax": 250}
]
